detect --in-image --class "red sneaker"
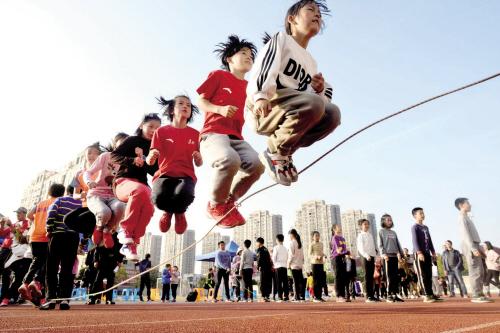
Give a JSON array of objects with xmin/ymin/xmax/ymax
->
[
  {"xmin": 207, "ymin": 202, "xmax": 238, "ymax": 229},
  {"xmin": 103, "ymin": 230, "xmax": 114, "ymax": 249},
  {"xmin": 0, "ymin": 298, "xmax": 9, "ymax": 307},
  {"xmin": 18, "ymin": 283, "xmax": 32, "ymax": 301},
  {"xmin": 174, "ymin": 213, "xmax": 187, "ymax": 234},
  {"xmin": 226, "ymin": 198, "xmax": 246, "ymax": 227},
  {"xmin": 92, "ymin": 228, "xmax": 103, "ymax": 246},
  {"xmin": 159, "ymin": 212, "xmax": 173, "ymax": 233}
]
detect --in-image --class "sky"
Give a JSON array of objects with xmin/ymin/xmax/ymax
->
[{"xmin": 1, "ymin": 0, "xmax": 499, "ymax": 263}]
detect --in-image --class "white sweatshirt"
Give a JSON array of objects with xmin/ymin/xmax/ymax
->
[
  {"xmin": 357, "ymin": 231, "xmax": 377, "ymax": 260},
  {"xmin": 272, "ymin": 244, "xmax": 289, "ymax": 268},
  {"xmin": 287, "ymin": 239, "xmax": 304, "ymax": 270},
  {"xmin": 247, "ymin": 31, "xmax": 333, "ymax": 104}
]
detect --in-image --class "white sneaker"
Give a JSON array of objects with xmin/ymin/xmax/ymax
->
[
  {"xmin": 119, "ymin": 244, "xmax": 138, "ymax": 261},
  {"xmin": 259, "ymin": 150, "xmax": 292, "ymax": 186},
  {"xmin": 471, "ymin": 297, "xmax": 493, "ymax": 303}
]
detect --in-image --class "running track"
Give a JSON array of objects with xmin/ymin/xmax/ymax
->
[{"xmin": 1, "ymin": 298, "xmax": 499, "ymax": 333}]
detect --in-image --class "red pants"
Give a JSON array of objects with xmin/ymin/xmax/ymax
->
[{"xmin": 115, "ymin": 178, "xmax": 154, "ymax": 243}]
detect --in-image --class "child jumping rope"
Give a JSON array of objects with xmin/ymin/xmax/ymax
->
[
  {"xmin": 246, "ymin": 0, "xmax": 341, "ymax": 186},
  {"xmin": 147, "ymin": 95, "xmax": 202, "ymax": 234},
  {"xmin": 197, "ymin": 35, "xmax": 264, "ymax": 229}
]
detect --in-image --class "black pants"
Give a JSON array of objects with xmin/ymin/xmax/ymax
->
[
  {"xmin": 162, "ymin": 283, "xmax": 170, "ymax": 301},
  {"xmin": 152, "ymin": 176, "xmax": 195, "ymax": 214},
  {"xmin": 0, "ymin": 248, "xmax": 12, "ymax": 299},
  {"xmin": 384, "ymin": 256, "xmax": 400, "ymax": 296},
  {"xmin": 214, "ymin": 268, "xmax": 230, "ymax": 300},
  {"xmin": 242, "ymin": 268, "xmax": 253, "ymax": 300},
  {"xmin": 46, "ymin": 232, "xmax": 79, "ymax": 300},
  {"xmin": 271, "ymin": 271, "xmax": 278, "ymax": 298},
  {"xmin": 139, "ymin": 275, "xmax": 151, "ymax": 300},
  {"xmin": 332, "ymin": 255, "xmax": 346, "ymax": 298},
  {"xmin": 260, "ymin": 269, "xmax": 272, "ymax": 299},
  {"xmin": 291, "ymin": 269, "xmax": 304, "ymax": 300},
  {"xmin": 171, "ymin": 284, "xmax": 178, "ymax": 300},
  {"xmin": 275, "ymin": 267, "xmax": 289, "ymax": 300},
  {"xmin": 24, "ymin": 242, "xmax": 48, "ymax": 284},
  {"xmin": 415, "ymin": 253, "xmax": 434, "ymax": 296},
  {"xmin": 312, "ymin": 264, "xmax": 324, "ymax": 300},
  {"xmin": 362, "ymin": 257, "xmax": 375, "ymax": 299},
  {"xmin": 322, "ymin": 270, "xmax": 329, "ymax": 296},
  {"xmin": 6, "ymin": 258, "xmax": 31, "ymax": 300},
  {"xmin": 90, "ymin": 264, "xmax": 116, "ymax": 302}
]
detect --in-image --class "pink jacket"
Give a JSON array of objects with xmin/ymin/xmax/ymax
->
[{"xmin": 83, "ymin": 152, "xmax": 118, "ymax": 198}]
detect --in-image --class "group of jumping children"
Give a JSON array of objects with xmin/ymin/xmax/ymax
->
[{"xmin": 0, "ymin": 0, "xmax": 494, "ymax": 311}]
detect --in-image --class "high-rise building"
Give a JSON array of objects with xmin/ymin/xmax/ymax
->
[
  {"xmin": 160, "ymin": 230, "xmax": 196, "ymax": 275},
  {"xmin": 200, "ymin": 232, "xmax": 229, "ymax": 274},
  {"xmin": 20, "ymin": 149, "xmax": 87, "ymax": 208},
  {"xmin": 233, "ymin": 210, "xmax": 283, "ymax": 249},
  {"xmin": 340, "ymin": 209, "xmax": 377, "ymax": 257},
  {"xmin": 138, "ymin": 232, "xmax": 162, "ymax": 266},
  {"xmin": 294, "ymin": 200, "xmax": 341, "ymax": 271}
]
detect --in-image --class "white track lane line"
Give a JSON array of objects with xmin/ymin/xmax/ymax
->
[
  {"xmin": 2, "ymin": 311, "xmax": 330, "ymax": 332},
  {"xmin": 440, "ymin": 321, "xmax": 500, "ymax": 333}
]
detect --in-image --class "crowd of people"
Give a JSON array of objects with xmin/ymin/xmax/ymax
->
[
  {"xmin": 204, "ymin": 203, "xmax": 498, "ymax": 304},
  {"xmin": 0, "ymin": 0, "xmax": 497, "ymax": 313}
]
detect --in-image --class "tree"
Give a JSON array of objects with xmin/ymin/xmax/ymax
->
[{"xmin": 114, "ymin": 266, "xmax": 128, "ymax": 284}]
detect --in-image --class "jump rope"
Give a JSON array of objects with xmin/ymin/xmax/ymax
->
[{"xmin": 47, "ymin": 72, "xmax": 499, "ymax": 304}]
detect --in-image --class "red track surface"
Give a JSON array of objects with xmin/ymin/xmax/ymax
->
[{"xmin": 1, "ymin": 298, "xmax": 499, "ymax": 333}]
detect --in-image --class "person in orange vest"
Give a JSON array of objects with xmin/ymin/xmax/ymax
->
[{"xmin": 18, "ymin": 183, "xmax": 65, "ymax": 306}]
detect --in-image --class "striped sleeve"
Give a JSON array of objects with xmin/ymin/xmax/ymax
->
[
  {"xmin": 46, "ymin": 199, "xmax": 60, "ymax": 233},
  {"xmin": 247, "ymin": 32, "xmax": 284, "ymax": 103},
  {"xmin": 321, "ymin": 81, "xmax": 333, "ymax": 102}
]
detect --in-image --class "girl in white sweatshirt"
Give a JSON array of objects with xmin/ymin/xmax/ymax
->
[{"xmin": 246, "ymin": 0, "xmax": 341, "ymax": 186}]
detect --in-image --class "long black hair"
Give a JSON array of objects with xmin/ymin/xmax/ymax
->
[
  {"xmin": 284, "ymin": 0, "xmax": 330, "ymax": 35},
  {"xmin": 156, "ymin": 95, "xmax": 199, "ymax": 123},
  {"xmin": 289, "ymin": 229, "xmax": 302, "ymax": 249},
  {"xmin": 135, "ymin": 113, "xmax": 161, "ymax": 136},
  {"xmin": 214, "ymin": 35, "xmax": 257, "ymax": 71}
]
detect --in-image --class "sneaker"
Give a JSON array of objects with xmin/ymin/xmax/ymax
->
[
  {"xmin": 226, "ymin": 198, "xmax": 246, "ymax": 227},
  {"xmin": 394, "ymin": 296, "xmax": 405, "ymax": 302},
  {"xmin": 287, "ymin": 156, "xmax": 299, "ymax": 182},
  {"xmin": 102, "ymin": 229, "xmax": 114, "ymax": 249},
  {"xmin": 259, "ymin": 150, "xmax": 292, "ymax": 186},
  {"xmin": 207, "ymin": 202, "xmax": 238, "ymax": 229},
  {"xmin": 18, "ymin": 283, "xmax": 32, "ymax": 301},
  {"xmin": 39, "ymin": 301, "xmax": 56, "ymax": 310},
  {"xmin": 471, "ymin": 297, "xmax": 493, "ymax": 303},
  {"xmin": 365, "ymin": 298, "xmax": 377, "ymax": 303},
  {"xmin": 174, "ymin": 213, "xmax": 187, "ymax": 234},
  {"xmin": 336, "ymin": 297, "xmax": 346, "ymax": 303},
  {"xmin": 423, "ymin": 295, "xmax": 436, "ymax": 303},
  {"xmin": 106, "ymin": 301, "xmax": 115, "ymax": 305},
  {"xmin": 87, "ymin": 299, "xmax": 97, "ymax": 305},
  {"xmin": 92, "ymin": 228, "xmax": 104, "ymax": 246},
  {"xmin": 117, "ymin": 230, "xmax": 134, "ymax": 245},
  {"xmin": 0, "ymin": 298, "xmax": 9, "ymax": 307},
  {"xmin": 432, "ymin": 295, "xmax": 444, "ymax": 302},
  {"xmin": 59, "ymin": 301, "xmax": 70, "ymax": 310},
  {"xmin": 28, "ymin": 280, "xmax": 43, "ymax": 297},
  {"xmin": 119, "ymin": 244, "xmax": 139, "ymax": 261},
  {"xmin": 159, "ymin": 212, "xmax": 173, "ymax": 233},
  {"xmin": 386, "ymin": 296, "xmax": 396, "ymax": 303}
]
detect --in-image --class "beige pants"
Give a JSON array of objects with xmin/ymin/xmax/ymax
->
[
  {"xmin": 246, "ymin": 88, "xmax": 341, "ymax": 156},
  {"xmin": 200, "ymin": 133, "xmax": 264, "ymax": 204}
]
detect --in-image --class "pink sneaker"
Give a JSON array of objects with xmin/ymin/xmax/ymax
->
[
  {"xmin": 18, "ymin": 283, "xmax": 32, "ymax": 301},
  {"xmin": 29, "ymin": 280, "xmax": 43, "ymax": 297},
  {"xmin": 0, "ymin": 298, "xmax": 9, "ymax": 307},
  {"xmin": 159, "ymin": 212, "xmax": 173, "ymax": 233},
  {"xmin": 174, "ymin": 213, "xmax": 187, "ymax": 234}
]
